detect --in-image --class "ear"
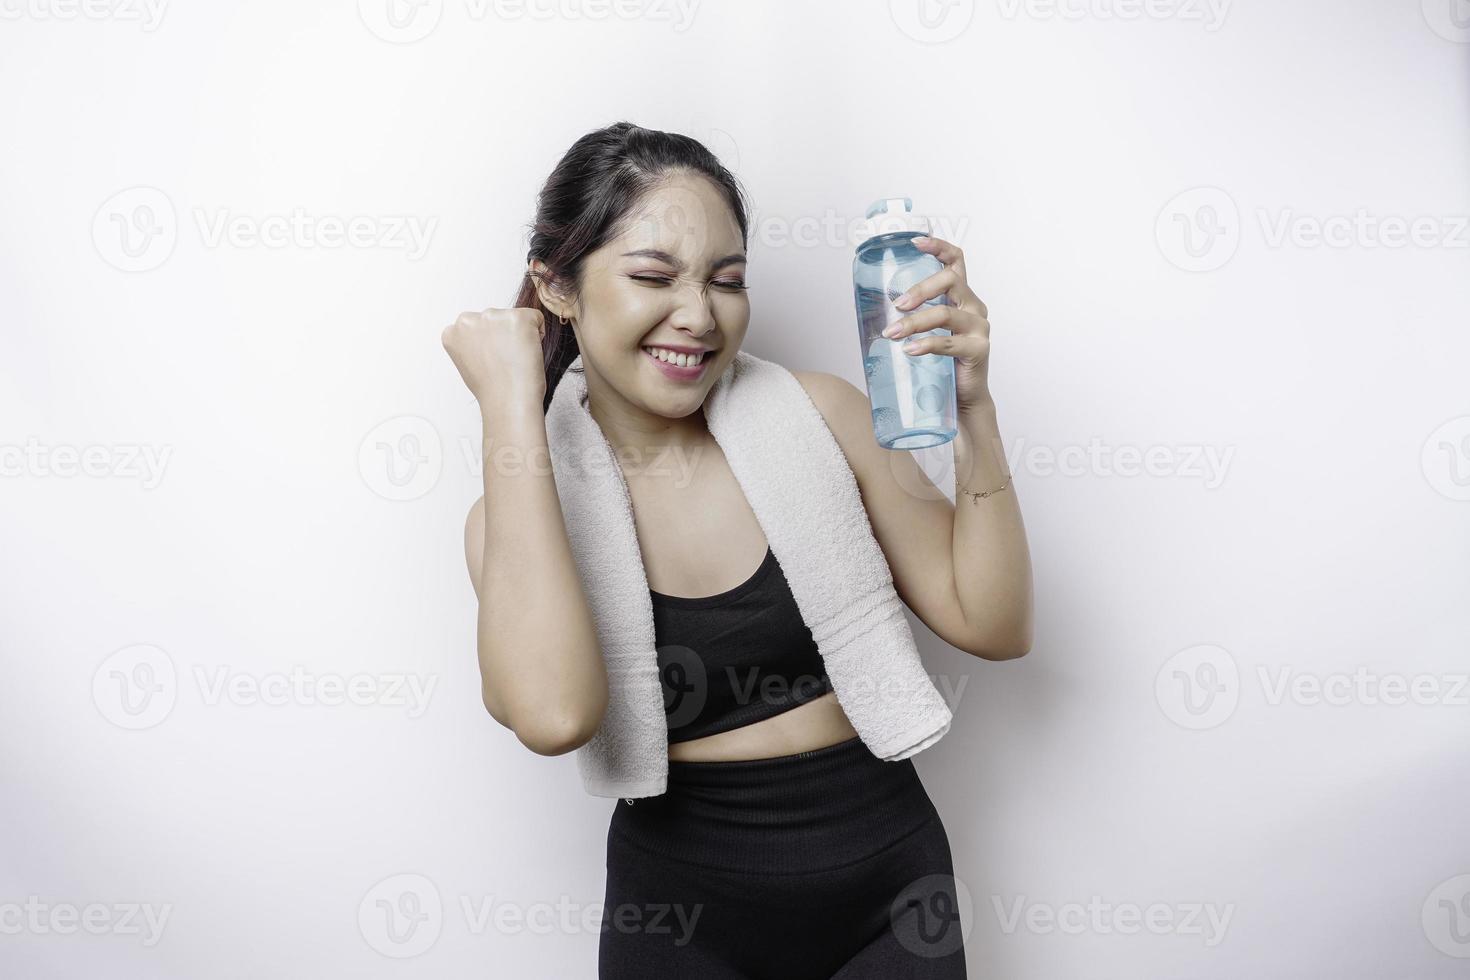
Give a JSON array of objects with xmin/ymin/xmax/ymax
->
[{"xmin": 528, "ymin": 259, "xmax": 573, "ymax": 322}]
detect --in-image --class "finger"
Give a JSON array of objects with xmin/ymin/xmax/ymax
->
[
  {"xmin": 910, "ymin": 236, "xmax": 968, "ymax": 284},
  {"xmin": 892, "ymin": 264, "xmax": 961, "ymax": 310},
  {"xmin": 901, "ymin": 330, "xmax": 990, "ymax": 362},
  {"xmin": 909, "ymin": 237, "xmax": 987, "ymax": 317},
  {"xmin": 881, "ymin": 303, "xmax": 989, "ymax": 341}
]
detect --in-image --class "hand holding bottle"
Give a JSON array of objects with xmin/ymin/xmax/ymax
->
[{"xmin": 881, "ymin": 235, "xmax": 993, "ymax": 412}]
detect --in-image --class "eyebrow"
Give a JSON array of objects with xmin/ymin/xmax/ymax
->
[{"xmin": 620, "ymin": 248, "xmax": 747, "ymax": 272}]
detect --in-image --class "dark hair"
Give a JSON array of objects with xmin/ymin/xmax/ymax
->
[{"xmin": 516, "ymin": 121, "xmax": 751, "ymax": 413}]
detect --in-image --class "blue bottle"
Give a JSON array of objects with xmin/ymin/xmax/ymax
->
[{"xmin": 852, "ymin": 196, "xmax": 958, "ymax": 450}]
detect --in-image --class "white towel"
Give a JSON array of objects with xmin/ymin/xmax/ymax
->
[{"xmin": 544, "ymin": 349, "xmax": 953, "ymax": 798}]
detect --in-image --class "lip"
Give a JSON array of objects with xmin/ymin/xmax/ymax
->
[{"xmin": 642, "ymin": 345, "xmax": 713, "ymax": 381}]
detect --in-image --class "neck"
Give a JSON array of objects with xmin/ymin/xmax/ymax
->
[{"xmin": 581, "ymin": 373, "xmax": 714, "ymax": 480}]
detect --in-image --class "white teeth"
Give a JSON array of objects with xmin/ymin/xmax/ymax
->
[{"xmin": 643, "ymin": 346, "xmax": 705, "ymax": 367}]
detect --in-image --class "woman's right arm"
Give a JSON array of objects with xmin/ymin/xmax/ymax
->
[{"xmin": 445, "ymin": 308, "xmax": 608, "ymax": 757}]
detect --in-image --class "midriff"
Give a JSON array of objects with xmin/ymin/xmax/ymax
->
[{"xmin": 667, "ymin": 688, "xmax": 858, "ymax": 762}]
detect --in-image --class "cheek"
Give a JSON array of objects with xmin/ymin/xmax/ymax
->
[{"xmin": 590, "ymin": 287, "xmax": 667, "ymax": 341}]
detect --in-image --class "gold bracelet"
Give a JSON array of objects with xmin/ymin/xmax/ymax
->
[{"xmin": 958, "ymin": 473, "xmax": 1013, "ymax": 503}]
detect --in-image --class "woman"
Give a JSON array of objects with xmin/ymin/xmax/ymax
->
[{"xmin": 442, "ymin": 122, "xmax": 1033, "ymax": 978}]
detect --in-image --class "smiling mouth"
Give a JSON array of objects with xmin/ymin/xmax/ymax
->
[{"xmin": 641, "ymin": 345, "xmax": 712, "ymax": 368}]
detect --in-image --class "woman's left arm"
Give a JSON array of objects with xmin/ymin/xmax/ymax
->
[
  {"xmin": 882, "ymin": 236, "xmax": 1034, "ymax": 664},
  {"xmin": 796, "ymin": 235, "xmax": 1032, "ymax": 661},
  {"xmin": 885, "ymin": 235, "xmax": 1034, "ymax": 659}
]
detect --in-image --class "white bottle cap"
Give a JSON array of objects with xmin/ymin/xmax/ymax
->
[{"xmin": 854, "ymin": 196, "xmax": 932, "ymax": 246}]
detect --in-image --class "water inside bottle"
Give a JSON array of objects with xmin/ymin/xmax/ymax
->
[{"xmin": 855, "ymin": 284, "xmax": 957, "ymax": 449}]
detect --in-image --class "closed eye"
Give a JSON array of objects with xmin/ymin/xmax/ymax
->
[{"xmin": 630, "ymin": 275, "xmax": 748, "ymax": 291}]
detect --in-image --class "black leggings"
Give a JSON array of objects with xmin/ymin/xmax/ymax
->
[{"xmin": 599, "ymin": 734, "xmax": 968, "ymax": 978}]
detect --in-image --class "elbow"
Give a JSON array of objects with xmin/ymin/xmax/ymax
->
[
  {"xmin": 509, "ymin": 689, "xmax": 608, "ymax": 757},
  {"xmin": 479, "ymin": 686, "xmax": 584, "ymax": 753},
  {"xmin": 959, "ymin": 629, "xmax": 1033, "ymax": 661},
  {"xmin": 517, "ymin": 711, "xmax": 603, "ymax": 757},
  {"xmin": 980, "ymin": 641, "xmax": 1031, "ymax": 661},
  {"xmin": 957, "ymin": 609, "xmax": 1033, "ymax": 661}
]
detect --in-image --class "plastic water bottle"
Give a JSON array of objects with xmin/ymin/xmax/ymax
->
[{"xmin": 852, "ymin": 196, "xmax": 958, "ymax": 450}]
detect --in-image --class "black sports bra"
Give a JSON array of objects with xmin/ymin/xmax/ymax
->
[{"xmin": 650, "ymin": 546, "xmax": 833, "ymax": 743}]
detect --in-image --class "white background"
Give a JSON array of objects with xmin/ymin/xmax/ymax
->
[{"xmin": 3, "ymin": 1, "xmax": 1469, "ymax": 977}]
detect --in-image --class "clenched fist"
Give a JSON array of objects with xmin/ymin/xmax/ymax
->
[{"xmin": 441, "ymin": 306, "xmax": 549, "ymax": 411}]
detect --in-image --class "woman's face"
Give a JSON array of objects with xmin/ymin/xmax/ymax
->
[{"xmin": 555, "ymin": 173, "xmax": 750, "ymax": 421}]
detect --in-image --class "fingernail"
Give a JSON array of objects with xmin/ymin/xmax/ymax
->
[
  {"xmin": 912, "ymin": 236, "xmax": 930, "ymax": 244},
  {"xmin": 892, "ymin": 293, "xmax": 912, "ymax": 310},
  {"xmin": 903, "ymin": 339, "xmax": 921, "ymax": 352},
  {"xmin": 881, "ymin": 324, "xmax": 898, "ymax": 338}
]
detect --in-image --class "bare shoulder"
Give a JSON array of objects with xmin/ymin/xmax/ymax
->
[
  {"xmin": 790, "ymin": 368, "xmax": 863, "ymax": 413},
  {"xmin": 790, "ymin": 369, "xmax": 883, "ymax": 480}
]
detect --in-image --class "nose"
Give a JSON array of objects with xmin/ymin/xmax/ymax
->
[{"xmin": 666, "ymin": 277, "xmax": 719, "ymax": 337}]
